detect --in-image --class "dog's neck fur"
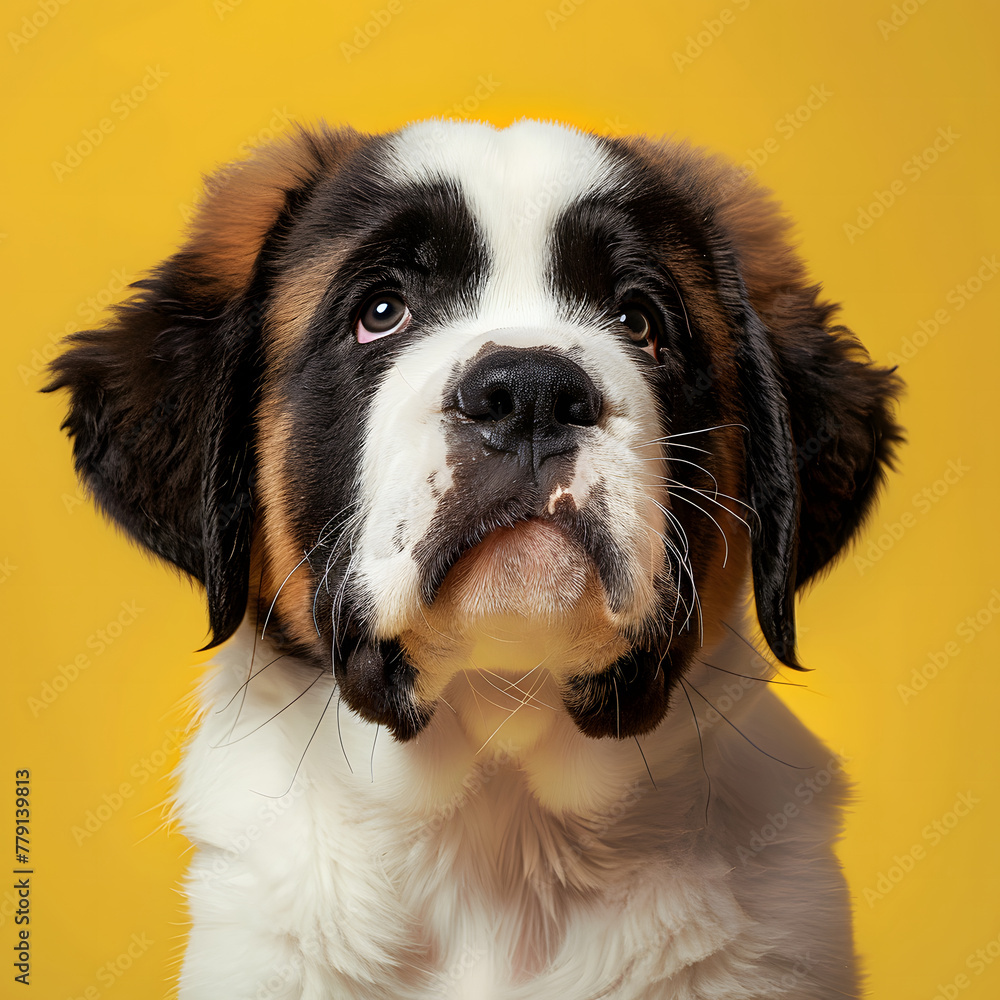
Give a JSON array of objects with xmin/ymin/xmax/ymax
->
[{"xmin": 176, "ymin": 614, "xmax": 856, "ymax": 998}]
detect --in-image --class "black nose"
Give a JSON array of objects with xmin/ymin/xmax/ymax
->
[{"xmin": 451, "ymin": 347, "xmax": 602, "ymax": 468}]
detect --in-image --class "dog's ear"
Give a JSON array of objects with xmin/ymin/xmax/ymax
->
[
  {"xmin": 717, "ymin": 175, "xmax": 903, "ymax": 667},
  {"xmin": 46, "ymin": 125, "xmax": 361, "ymax": 646}
]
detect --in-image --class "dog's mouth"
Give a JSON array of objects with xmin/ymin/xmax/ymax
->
[
  {"xmin": 415, "ymin": 487, "xmax": 632, "ymax": 620},
  {"xmin": 426, "ymin": 515, "xmax": 591, "ymax": 618},
  {"xmin": 337, "ymin": 477, "xmax": 675, "ymax": 743},
  {"xmin": 336, "ymin": 506, "xmax": 673, "ymax": 742}
]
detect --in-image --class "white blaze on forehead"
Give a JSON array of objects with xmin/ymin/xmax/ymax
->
[{"xmin": 386, "ymin": 119, "xmax": 620, "ymax": 327}]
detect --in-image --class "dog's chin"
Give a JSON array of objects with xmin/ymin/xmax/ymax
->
[
  {"xmin": 396, "ymin": 520, "xmax": 637, "ymax": 733},
  {"xmin": 434, "ymin": 518, "xmax": 594, "ymax": 623},
  {"xmin": 332, "ymin": 517, "xmax": 665, "ymax": 744}
]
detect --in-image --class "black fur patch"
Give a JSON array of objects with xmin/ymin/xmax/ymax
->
[{"xmin": 564, "ymin": 647, "xmax": 672, "ymax": 739}]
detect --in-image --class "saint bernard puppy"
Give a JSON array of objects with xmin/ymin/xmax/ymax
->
[{"xmin": 50, "ymin": 119, "xmax": 901, "ymax": 999}]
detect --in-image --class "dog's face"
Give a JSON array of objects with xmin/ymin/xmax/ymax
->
[{"xmin": 50, "ymin": 120, "xmax": 900, "ymax": 743}]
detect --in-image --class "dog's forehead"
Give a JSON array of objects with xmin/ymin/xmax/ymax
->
[
  {"xmin": 384, "ymin": 120, "xmax": 622, "ymax": 320},
  {"xmin": 385, "ymin": 119, "xmax": 617, "ymax": 198}
]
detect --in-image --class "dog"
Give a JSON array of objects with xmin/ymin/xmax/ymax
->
[{"xmin": 50, "ymin": 118, "xmax": 901, "ymax": 999}]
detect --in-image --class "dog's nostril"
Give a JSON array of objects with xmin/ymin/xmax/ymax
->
[
  {"xmin": 553, "ymin": 389, "xmax": 597, "ymax": 427},
  {"xmin": 486, "ymin": 389, "xmax": 514, "ymax": 421}
]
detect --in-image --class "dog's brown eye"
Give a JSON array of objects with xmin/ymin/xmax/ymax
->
[
  {"xmin": 616, "ymin": 303, "xmax": 658, "ymax": 358},
  {"xmin": 357, "ymin": 292, "xmax": 411, "ymax": 343}
]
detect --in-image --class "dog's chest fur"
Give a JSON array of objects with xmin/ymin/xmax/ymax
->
[{"xmin": 176, "ymin": 627, "xmax": 855, "ymax": 999}]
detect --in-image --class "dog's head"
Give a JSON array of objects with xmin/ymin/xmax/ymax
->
[{"xmin": 49, "ymin": 120, "xmax": 900, "ymax": 742}]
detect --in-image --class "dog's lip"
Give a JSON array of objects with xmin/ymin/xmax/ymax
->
[{"xmin": 420, "ymin": 513, "xmax": 577, "ymax": 607}]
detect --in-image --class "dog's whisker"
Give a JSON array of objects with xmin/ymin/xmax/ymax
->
[
  {"xmin": 479, "ymin": 664, "xmax": 555, "ymax": 710},
  {"xmin": 315, "ymin": 541, "xmax": 353, "ymax": 637},
  {"xmin": 262, "ymin": 522, "xmax": 349, "ymax": 640},
  {"xmin": 678, "ymin": 676, "xmax": 712, "ymax": 825},
  {"xmin": 634, "ymin": 736, "xmax": 657, "ymax": 790},
  {"xmin": 720, "ymin": 620, "xmax": 812, "ymax": 675},
  {"xmin": 315, "ymin": 512, "xmax": 363, "ymax": 621},
  {"xmin": 335, "ymin": 693, "xmax": 353, "ymax": 775},
  {"xmin": 514, "ymin": 674, "xmax": 548, "ymax": 717},
  {"xmin": 682, "ymin": 678, "xmax": 812, "ymax": 769},
  {"xmin": 722, "ymin": 620, "xmax": 777, "ymax": 662},
  {"xmin": 655, "ymin": 527, "xmax": 703, "ymax": 642},
  {"xmin": 470, "ymin": 684, "xmax": 529, "ymax": 714},
  {"xmin": 653, "ymin": 422, "xmax": 750, "ymax": 440},
  {"xmin": 319, "ymin": 526, "xmax": 359, "ymax": 595},
  {"xmin": 253, "ymin": 677, "xmax": 337, "ymax": 799},
  {"xmin": 477, "ymin": 671, "xmax": 552, "ymax": 711},
  {"xmin": 638, "ymin": 441, "xmax": 712, "ymax": 456},
  {"xmin": 222, "ymin": 569, "xmax": 264, "ymax": 740},
  {"xmin": 473, "ymin": 627, "xmax": 525, "ymax": 645},
  {"xmin": 654, "ymin": 493, "xmax": 730, "ymax": 569},
  {"xmin": 659, "ymin": 505, "xmax": 691, "ymax": 558},
  {"xmin": 328, "ymin": 553, "xmax": 359, "ymax": 661},
  {"xmin": 652, "ymin": 637, "xmax": 672, "ymax": 683},
  {"xmin": 417, "ymin": 602, "xmax": 460, "ymax": 643},
  {"xmin": 660, "ymin": 553, "xmax": 681, "ymax": 650},
  {"xmin": 657, "ymin": 478, "xmax": 759, "ymax": 528},
  {"xmin": 662, "ymin": 569, "xmax": 693, "ymax": 625},
  {"xmin": 652, "ymin": 499, "xmax": 694, "ymax": 565},
  {"xmin": 663, "ymin": 455, "xmax": 721, "ymax": 494},
  {"xmin": 216, "ymin": 653, "xmax": 288, "ymax": 715},
  {"xmin": 698, "ymin": 659, "xmax": 806, "ymax": 688},
  {"xmin": 212, "ymin": 669, "xmax": 325, "ymax": 750},
  {"xmin": 512, "ymin": 664, "xmax": 551, "ymax": 696},
  {"xmin": 465, "ymin": 671, "xmax": 492, "ymax": 731},
  {"xmin": 651, "ymin": 520, "xmax": 696, "ymax": 594},
  {"xmin": 474, "ymin": 671, "xmax": 549, "ymax": 755},
  {"xmin": 370, "ymin": 724, "xmax": 379, "ymax": 783}
]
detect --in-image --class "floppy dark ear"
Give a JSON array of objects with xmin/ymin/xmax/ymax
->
[
  {"xmin": 46, "ymin": 275, "xmax": 261, "ymax": 646},
  {"xmin": 718, "ymin": 178, "xmax": 903, "ymax": 667},
  {"xmin": 731, "ymin": 303, "xmax": 803, "ymax": 667},
  {"xmin": 764, "ymin": 293, "xmax": 903, "ymax": 588},
  {"xmin": 46, "ymin": 124, "xmax": 361, "ymax": 646}
]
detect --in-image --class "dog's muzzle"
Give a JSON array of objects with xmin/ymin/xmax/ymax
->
[{"xmin": 339, "ymin": 336, "xmax": 673, "ymax": 740}]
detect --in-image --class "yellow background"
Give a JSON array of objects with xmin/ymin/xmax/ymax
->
[{"xmin": 3, "ymin": 0, "xmax": 998, "ymax": 996}]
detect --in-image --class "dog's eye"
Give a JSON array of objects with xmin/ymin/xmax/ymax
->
[
  {"xmin": 356, "ymin": 292, "xmax": 411, "ymax": 343},
  {"xmin": 615, "ymin": 302, "xmax": 659, "ymax": 359}
]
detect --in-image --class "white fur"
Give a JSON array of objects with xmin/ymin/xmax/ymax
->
[{"xmin": 176, "ymin": 620, "xmax": 856, "ymax": 999}]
